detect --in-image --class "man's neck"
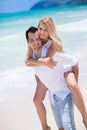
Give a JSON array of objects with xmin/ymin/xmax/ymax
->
[{"xmin": 33, "ymin": 46, "xmax": 42, "ymax": 58}]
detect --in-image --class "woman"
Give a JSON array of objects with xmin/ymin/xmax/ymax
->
[
  {"xmin": 25, "ymin": 17, "xmax": 87, "ymax": 130},
  {"xmin": 38, "ymin": 17, "xmax": 87, "ymax": 129}
]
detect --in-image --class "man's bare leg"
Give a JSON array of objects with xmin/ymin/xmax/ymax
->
[
  {"xmin": 64, "ymin": 72, "xmax": 87, "ymax": 129},
  {"xmin": 33, "ymin": 76, "xmax": 50, "ymax": 130}
]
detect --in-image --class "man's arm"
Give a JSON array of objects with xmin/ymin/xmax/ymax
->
[{"xmin": 26, "ymin": 57, "xmax": 57, "ymax": 68}]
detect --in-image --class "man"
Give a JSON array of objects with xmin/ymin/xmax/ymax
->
[
  {"xmin": 25, "ymin": 26, "xmax": 53, "ymax": 130},
  {"xmin": 25, "ymin": 26, "xmax": 80, "ymax": 130}
]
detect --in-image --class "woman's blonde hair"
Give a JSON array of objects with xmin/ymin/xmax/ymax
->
[{"xmin": 38, "ymin": 17, "xmax": 63, "ymax": 52}]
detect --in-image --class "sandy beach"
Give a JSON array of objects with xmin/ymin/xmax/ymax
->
[
  {"xmin": 0, "ymin": 84, "xmax": 87, "ymax": 130},
  {"xmin": 0, "ymin": 56, "xmax": 87, "ymax": 130}
]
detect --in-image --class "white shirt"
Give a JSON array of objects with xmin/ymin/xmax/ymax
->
[{"xmin": 33, "ymin": 40, "xmax": 78, "ymax": 101}]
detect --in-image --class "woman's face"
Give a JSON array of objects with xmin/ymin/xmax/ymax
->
[{"xmin": 38, "ymin": 22, "xmax": 49, "ymax": 41}]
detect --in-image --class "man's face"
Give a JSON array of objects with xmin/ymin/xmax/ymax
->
[{"xmin": 28, "ymin": 31, "xmax": 41, "ymax": 50}]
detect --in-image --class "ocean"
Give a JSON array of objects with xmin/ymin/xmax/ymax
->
[{"xmin": 0, "ymin": 5, "xmax": 87, "ymax": 105}]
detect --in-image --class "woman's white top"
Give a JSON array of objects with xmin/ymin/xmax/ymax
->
[{"xmin": 32, "ymin": 40, "xmax": 78, "ymax": 101}]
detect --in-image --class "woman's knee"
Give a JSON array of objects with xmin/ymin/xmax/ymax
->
[
  {"xmin": 64, "ymin": 72, "xmax": 78, "ymax": 87},
  {"xmin": 68, "ymin": 81, "xmax": 78, "ymax": 90}
]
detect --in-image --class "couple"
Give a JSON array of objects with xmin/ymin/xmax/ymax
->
[{"xmin": 25, "ymin": 17, "xmax": 87, "ymax": 130}]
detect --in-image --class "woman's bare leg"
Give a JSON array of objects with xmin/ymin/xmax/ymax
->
[
  {"xmin": 64, "ymin": 72, "xmax": 87, "ymax": 128},
  {"xmin": 33, "ymin": 75, "xmax": 50, "ymax": 130}
]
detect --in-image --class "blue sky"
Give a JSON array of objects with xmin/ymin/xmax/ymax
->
[{"xmin": 0, "ymin": 0, "xmax": 41, "ymax": 13}]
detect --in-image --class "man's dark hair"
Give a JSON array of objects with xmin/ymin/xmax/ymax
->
[{"xmin": 25, "ymin": 26, "xmax": 38, "ymax": 41}]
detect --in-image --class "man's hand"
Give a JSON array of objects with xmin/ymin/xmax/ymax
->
[{"xmin": 39, "ymin": 57, "xmax": 57, "ymax": 69}]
